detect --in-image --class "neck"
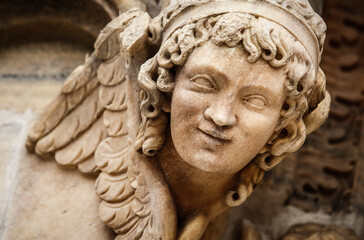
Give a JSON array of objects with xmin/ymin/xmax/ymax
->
[{"xmin": 156, "ymin": 128, "xmax": 236, "ymax": 219}]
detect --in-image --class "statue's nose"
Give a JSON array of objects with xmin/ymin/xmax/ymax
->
[{"xmin": 203, "ymin": 100, "xmax": 237, "ymax": 127}]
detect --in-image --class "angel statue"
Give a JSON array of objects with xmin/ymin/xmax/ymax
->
[{"xmin": 26, "ymin": 0, "xmax": 330, "ymax": 239}]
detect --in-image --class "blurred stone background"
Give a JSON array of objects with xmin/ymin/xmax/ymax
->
[{"xmin": 0, "ymin": 0, "xmax": 363, "ymax": 239}]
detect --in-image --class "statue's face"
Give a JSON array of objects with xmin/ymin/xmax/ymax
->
[{"xmin": 170, "ymin": 41, "xmax": 287, "ymax": 174}]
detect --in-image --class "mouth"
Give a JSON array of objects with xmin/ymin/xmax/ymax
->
[{"xmin": 197, "ymin": 127, "xmax": 232, "ymax": 142}]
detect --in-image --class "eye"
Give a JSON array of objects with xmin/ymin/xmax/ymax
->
[
  {"xmin": 190, "ymin": 74, "xmax": 217, "ymax": 91},
  {"xmin": 242, "ymin": 95, "xmax": 267, "ymax": 109}
]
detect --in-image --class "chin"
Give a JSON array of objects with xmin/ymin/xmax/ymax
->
[{"xmin": 185, "ymin": 149, "xmax": 240, "ymax": 174}]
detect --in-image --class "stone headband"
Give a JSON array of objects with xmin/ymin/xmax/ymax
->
[{"xmin": 162, "ymin": 1, "xmax": 320, "ymax": 75}]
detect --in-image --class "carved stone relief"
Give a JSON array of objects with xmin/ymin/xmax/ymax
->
[
  {"xmin": 282, "ymin": 224, "xmax": 360, "ymax": 240},
  {"xmin": 25, "ymin": 0, "xmax": 330, "ymax": 239},
  {"xmin": 286, "ymin": 0, "xmax": 364, "ymax": 214}
]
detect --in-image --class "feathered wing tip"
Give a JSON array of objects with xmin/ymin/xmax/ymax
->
[
  {"xmin": 26, "ymin": 53, "xmax": 105, "ymax": 175},
  {"xmin": 27, "ymin": 7, "xmax": 177, "ymax": 239}
]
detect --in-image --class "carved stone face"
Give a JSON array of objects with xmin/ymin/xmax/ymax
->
[{"xmin": 170, "ymin": 41, "xmax": 287, "ymax": 174}]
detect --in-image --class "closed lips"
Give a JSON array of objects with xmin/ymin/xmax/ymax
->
[{"xmin": 197, "ymin": 127, "xmax": 232, "ymax": 141}]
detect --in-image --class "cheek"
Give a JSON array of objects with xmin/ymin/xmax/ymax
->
[
  {"xmin": 236, "ymin": 109, "xmax": 281, "ymax": 146},
  {"xmin": 224, "ymin": 112, "xmax": 280, "ymax": 173},
  {"xmin": 246, "ymin": 111, "xmax": 279, "ymax": 130},
  {"xmin": 170, "ymin": 87, "xmax": 197, "ymax": 142},
  {"xmin": 170, "ymin": 87, "xmax": 207, "ymax": 124}
]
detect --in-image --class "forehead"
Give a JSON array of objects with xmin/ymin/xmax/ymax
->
[{"xmin": 182, "ymin": 41, "xmax": 287, "ymax": 96}]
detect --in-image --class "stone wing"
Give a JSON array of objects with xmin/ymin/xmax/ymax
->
[
  {"xmin": 27, "ymin": 9, "xmax": 177, "ymax": 239},
  {"xmin": 26, "ymin": 51, "xmax": 105, "ymax": 174}
]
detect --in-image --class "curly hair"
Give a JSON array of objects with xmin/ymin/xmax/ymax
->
[{"xmin": 135, "ymin": 12, "xmax": 326, "ymax": 171}]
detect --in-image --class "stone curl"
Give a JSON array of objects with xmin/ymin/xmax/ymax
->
[{"xmin": 136, "ymin": 12, "xmax": 326, "ymax": 173}]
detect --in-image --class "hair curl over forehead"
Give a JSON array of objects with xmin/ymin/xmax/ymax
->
[{"xmin": 135, "ymin": 12, "xmax": 325, "ymax": 170}]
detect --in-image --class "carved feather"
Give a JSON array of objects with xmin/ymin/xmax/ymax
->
[
  {"xmin": 35, "ymin": 88, "xmax": 104, "ymax": 155},
  {"xmin": 62, "ymin": 54, "xmax": 101, "ymax": 94},
  {"xmin": 99, "ymin": 199, "xmax": 148, "ymax": 237},
  {"xmin": 55, "ymin": 118, "xmax": 107, "ymax": 166},
  {"xmin": 95, "ymin": 9, "xmax": 146, "ymax": 60},
  {"xmin": 96, "ymin": 172, "xmax": 135, "ymax": 202},
  {"xmin": 27, "ymin": 65, "xmax": 100, "ymax": 150},
  {"xmin": 100, "ymin": 83, "xmax": 128, "ymax": 111},
  {"xmin": 27, "ymin": 97, "xmax": 67, "ymax": 150},
  {"xmin": 65, "ymin": 76, "xmax": 100, "ymax": 110},
  {"xmin": 95, "ymin": 136, "xmax": 129, "ymax": 174},
  {"xmin": 78, "ymin": 156, "xmax": 99, "ymax": 175},
  {"xmin": 98, "ymin": 54, "xmax": 127, "ymax": 86},
  {"xmin": 96, "ymin": 161, "xmax": 152, "ymax": 239},
  {"xmin": 103, "ymin": 110, "xmax": 129, "ymax": 137}
]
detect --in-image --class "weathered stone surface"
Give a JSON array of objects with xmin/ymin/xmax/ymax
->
[
  {"xmin": 0, "ymin": 110, "xmax": 115, "ymax": 240},
  {"xmin": 25, "ymin": 0, "xmax": 330, "ymax": 239},
  {"xmin": 6, "ymin": 0, "xmax": 364, "ymax": 240},
  {"xmin": 281, "ymin": 223, "xmax": 360, "ymax": 240},
  {"xmin": 0, "ymin": 0, "xmax": 161, "ymax": 239},
  {"xmin": 0, "ymin": 4, "xmax": 110, "ymax": 237},
  {"xmin": 0, "ymin": 41, "xmax": 90, "ymax": 112}
]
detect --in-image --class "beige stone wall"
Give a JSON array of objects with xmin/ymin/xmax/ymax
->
[
  {"xmin": 0, "ymin": 1, "xmax": 117, "ymax": 239},
  {"xmin": 0, "ymin": 111, "xmax": 115, "ymax": 239},
  {"xmin": 0, "ymin": 44, "xmax": 116, "ymax": 240}
]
